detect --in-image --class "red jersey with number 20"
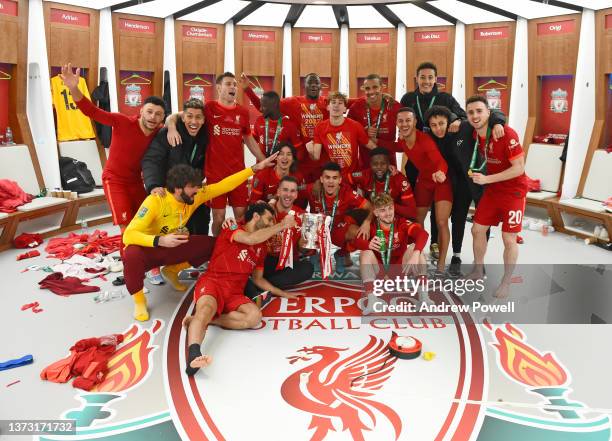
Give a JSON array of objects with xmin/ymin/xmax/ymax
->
[
  {"xmin": 476, "ymin": 126, "xmax": 528, "ymax": 196},
  {"xmin": 204, "ymin": 226, "xmax": 267, "ymax": 285},
  {"xmin": 205, "ymin": 101, "xmax": 251, "ymax": 181}
]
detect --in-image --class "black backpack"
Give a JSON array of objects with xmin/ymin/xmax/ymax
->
[{"xmin": 59, "ymin": 156, "xmax": 96, "ymax": 194}]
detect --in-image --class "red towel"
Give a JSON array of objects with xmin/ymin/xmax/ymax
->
[
  {"xmin": 0, "ymin": 179, "xmax": 33, "ymax": 213},
  {"xmin": 38, "ymin": 272, "xmax": 100, "ymax": 295},
  {"xmin": 13, "ymin": 233, "xmax": 43, "ymax": 249}
]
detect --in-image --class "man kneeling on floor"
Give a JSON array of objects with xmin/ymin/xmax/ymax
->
[
  {"xmin": 351, "ymin": 193, "xmax": 429, "ymax": 296},
  {"xmin": 123, "ymin": 155, "xmax": 278, "ymax": 322},
  {"xmin": 184, "ymin": 202, "xmax": 298, "ymax": 376}
]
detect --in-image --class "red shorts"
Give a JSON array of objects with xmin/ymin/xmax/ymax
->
[
  {"xmin": 193, "ymin": 276, "xmax": 253, "ymax": 318},
  {"xmin": 474, "ymin": 189, "xmax": 526, "ymax": 233},
  {"xmin": 103, "ymin": 178, "xmax": 147, "ymax": 226},
  {"xmin": 208, "ymin": 181, "xmax": 248, "ymax": 210},
  {"xmin": 414, "ymin": 179, "xmax": 453, "ymax": 207}
]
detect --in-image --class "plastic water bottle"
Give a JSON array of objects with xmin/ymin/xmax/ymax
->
[
  {"xmin": 94, "ymin": 291, "xmax": 126, "ymax": 303},
  {"xmin": 5, "ymin": 127, "xmax": 14, "ymax": 145}
]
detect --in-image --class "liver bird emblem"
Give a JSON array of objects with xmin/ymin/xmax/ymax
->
[{"xmin": 281, "ymin": 335, "xmax": 402, "ymax": 441}]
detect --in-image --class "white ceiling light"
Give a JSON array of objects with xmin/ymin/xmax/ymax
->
[
  {"xmin": 294, "ymin": 5, "xmax": 338, "ymax": 28},
  {"xmin": 238, "ymin": 2, "xmax": 292, "ymax": 26},
  {"xmin": 347, "ymin": 5, "xmax": 394, "ymax": 28},
  {"xmin": 178, "ymin": 0, "xmax": 251, "ymax": 24}
]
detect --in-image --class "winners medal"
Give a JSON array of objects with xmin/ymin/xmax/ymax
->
[{"xmin": 469, "ymin": 126, "xmax": 491, "ymax": 176}]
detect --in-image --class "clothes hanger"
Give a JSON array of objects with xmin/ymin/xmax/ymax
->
[
  {"xmin": 184, "ymin": 75, "xmax": 211, "ymax": 86},
  {"xmin": 477, "ymin": 78, "xmax": 508, "ymax": 91},
  {"xmin": 0, "ymin": 70, "xmax": 11, "ymax": 80},
  {"xmin": 120, "ymin": 73, "xmax": 151, "ymax": 85}
]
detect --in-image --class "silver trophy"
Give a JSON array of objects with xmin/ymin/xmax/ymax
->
[{"xmin": 299, "ymin": 213, "xmax": 326, "ymax": 249}]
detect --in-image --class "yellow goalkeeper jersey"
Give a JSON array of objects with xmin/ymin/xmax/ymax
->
[
  {"xmin": 51, "ymin": 75, "xmax": 96, "ymax": 141},
  {"xmin": 123, "ymin": 167, "xmax": 254, "ymax": 247}
]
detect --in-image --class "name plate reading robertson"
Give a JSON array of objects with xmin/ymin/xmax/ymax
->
[{"xmin": 474, "ymin": 26, "xmax": 509, "ymax": 40}]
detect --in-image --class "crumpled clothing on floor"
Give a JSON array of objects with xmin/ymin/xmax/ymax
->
[
  {"xmin": 40, "ymin": 334, "xmax": 124, "ymax": 391},
  {"xmin": 51, "ymin": 255, "xmax": 110, "ymax": 280},
  {"xmin": 38, "ymin": 272, "xmax": 100, "ymax": 296},
  {"xmin": 45, "ymin": 230, "xmax": 122, "ymax": 260}
]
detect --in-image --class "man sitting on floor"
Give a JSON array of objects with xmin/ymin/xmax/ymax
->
[
  {"xmin": 351, "ymin": 193, "xmax": 428, "ymax": 296},
  {"xmin": 123, "ymin": 155, "xmax": 278, "ymax": 322},
  {"xmin": 245, "ymin": 176, "xmax": 314, "ymax": 302},
  {"xmin": 183, "ymin": 202, "xmax": 299, "ymax": 376}
]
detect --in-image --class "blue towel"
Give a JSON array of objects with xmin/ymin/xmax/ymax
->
[{"xmin": 0, "ymin": 354, "xmax": 33, "ymax": 371}]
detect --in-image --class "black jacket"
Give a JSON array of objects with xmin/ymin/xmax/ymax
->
[
  {"xmin": 141, "ymin": 120, "xmax": 207, "ymax": 193},
  {"xmin": 400, "ymin": 84, "xmax": 467, "ymax": 131},
  {"xmin": 91, "ymin": 80, "xmax": 112, "ymax": 148},
  {"xmin": 433, "ymin": 110, "xmax": 506, "ymax": 200}
]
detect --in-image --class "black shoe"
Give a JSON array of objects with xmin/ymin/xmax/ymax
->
[
  {"xmin": 449, "ymin": 256, "xmax": 462, "ymax": 276},
  {"xmin": 112, "ymin": 276, "xmax": 125, "ymax": 286}
]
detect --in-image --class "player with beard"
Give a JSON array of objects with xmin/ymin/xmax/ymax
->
[
  {"xmin": 60, "ymin": 64, "xmax": 166, "ymax": 281},
  {"xmin": 167, "ymin": 72, "xmax": 266, "ymax": 236},
  {"xmin": 347, "ymin": 74, "xmax": 401, "ymax": 168},
  {"xmin": 122, "ymin": 155, "xmax": 278, "ymax": 322},
  {"xmin": 307, "ymin": 92, "xmax": 376, "ymax": 176},
  {"xmin": 352, "ymin": 193, "xmax": 428, "ymax": 295},
  {"xmin": 424, "ymin": 105, "xmax": 505, "ymax": 274},
  {"xmin": 391, "ymin": 107, "xmax": 452, "ymax": 275},
  {"xmin": 241, "ymin": 73, "xmax": 347, "ymax": 182},
  {"xmin": 249, "ymin": 142, "xmax": 307, "ymax": 207},
  {"xmin": 347, "ymin": 147, "xmax": 416, "ymax": 221},
  {"xmin": 465, "ymin": 95, "xmax": 528, "ymax": 298},
  {"xmin": 183, "ymin": 202, "xmax": 298, "ymax": 376},
  {"xmin": 252, "ymin": 91, "xmax": 302, "ymax": 157},
  {"xmin": 306, "ymin": 162, "xmax": 373, "ymax": 273},
  {"xmin": 244, "ymin": 176, "xmax": 314, "ymax": 302}
]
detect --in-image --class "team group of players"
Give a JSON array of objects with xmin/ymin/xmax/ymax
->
[{"xmin": 59, "ymin": 60, "xmax": 527, "ymax": 375}]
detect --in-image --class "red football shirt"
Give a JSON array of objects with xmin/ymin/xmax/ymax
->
[
  {"xmin": 249, "ymin": 168, "xmax": 307, "ymax": 205},
  {"xmin": 347, "ymin": 168, "xmax": 416, "ymax": 220},
  {"xmin": 475, "ymin": 126, "xmax": 528, "ymax": 196},
  {"xmin": 267, "ymin": 204, "xmax": 305, "ymax": 257},
  {"xmin": 347, "ymin": 97, "xmax": 401, "ymax": 168},
  {"xmin": 352, "ymin": 217, "xmax": 429, "ymax": 260},
  {"xmin": 204, "ymin": 101, "xmax": 251, "ymax": 182},
  {"xmin": 252, "ymin": 115, "xmax": 302, "ymax": 157},
  {"xmin": 314, "ymin": 118, "xmax": 370, "ymax": 174},
  {"xmin": 391, "ymin": 130, "xmax": 448, "ymax": 182},
  {"xmin": 306, "ymin": 183, "xmax": 367, "ymax": 225},
  {"xmin": 76, "ymin": 97, "xmax": 159, "ymax": 183},
  {"xmin": 205, "ymin": 226, "xmax": 267, "ymax": 285}
]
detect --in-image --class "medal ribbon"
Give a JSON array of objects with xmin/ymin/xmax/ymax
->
[
  {"xmin": 318, "ymin": 216, "xmax": 332, "ymax": 279},
  {"xmin": 366, "ymin": 99, "xmax": 387, "ymax": 136},
  {"xmin": 321, "ymin": 192, "xmax": 339, "ymax": 230},
  {"xmin": 378, "ymin": 220, "xmax": 394, "ymax": 271},
  {"xmin": 416, "ymin": 95, "xmax": 436, "ymax": 123},
  {"xmin": 469, "ymin": 126, "xmax": 491, "ymax": 174},
  {"xmin": 370, "ymin": 172, "xmax": 390, "ymax": 199},
  {"xmin": 276, "ymin": 210, "xmax": 295, "ymax": 270},
  {"xmin": 264, "ymin": 117, "xmax": 283, "ymax": 156}
]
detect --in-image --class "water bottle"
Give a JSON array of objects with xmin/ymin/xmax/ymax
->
[
  {"xmin": 5, "ymin": 127, "xmax": 14, "ymax": 145},
  {"xmin": 376, "ymin": 227, "xmax": 386, "ymax": 253},
  {"xmin": 94, "ymin": 290, "xmax": 126, "ymax": 303}
]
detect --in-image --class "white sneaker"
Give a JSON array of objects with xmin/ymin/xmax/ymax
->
[{"xmin": 146, "ymin": 267, "xmax": 165, "ymax": 285}]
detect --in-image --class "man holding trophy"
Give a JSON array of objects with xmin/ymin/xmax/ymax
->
[{"xmin": 244, "ymin": 176, "xmax": 314, "ymax": 301}]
